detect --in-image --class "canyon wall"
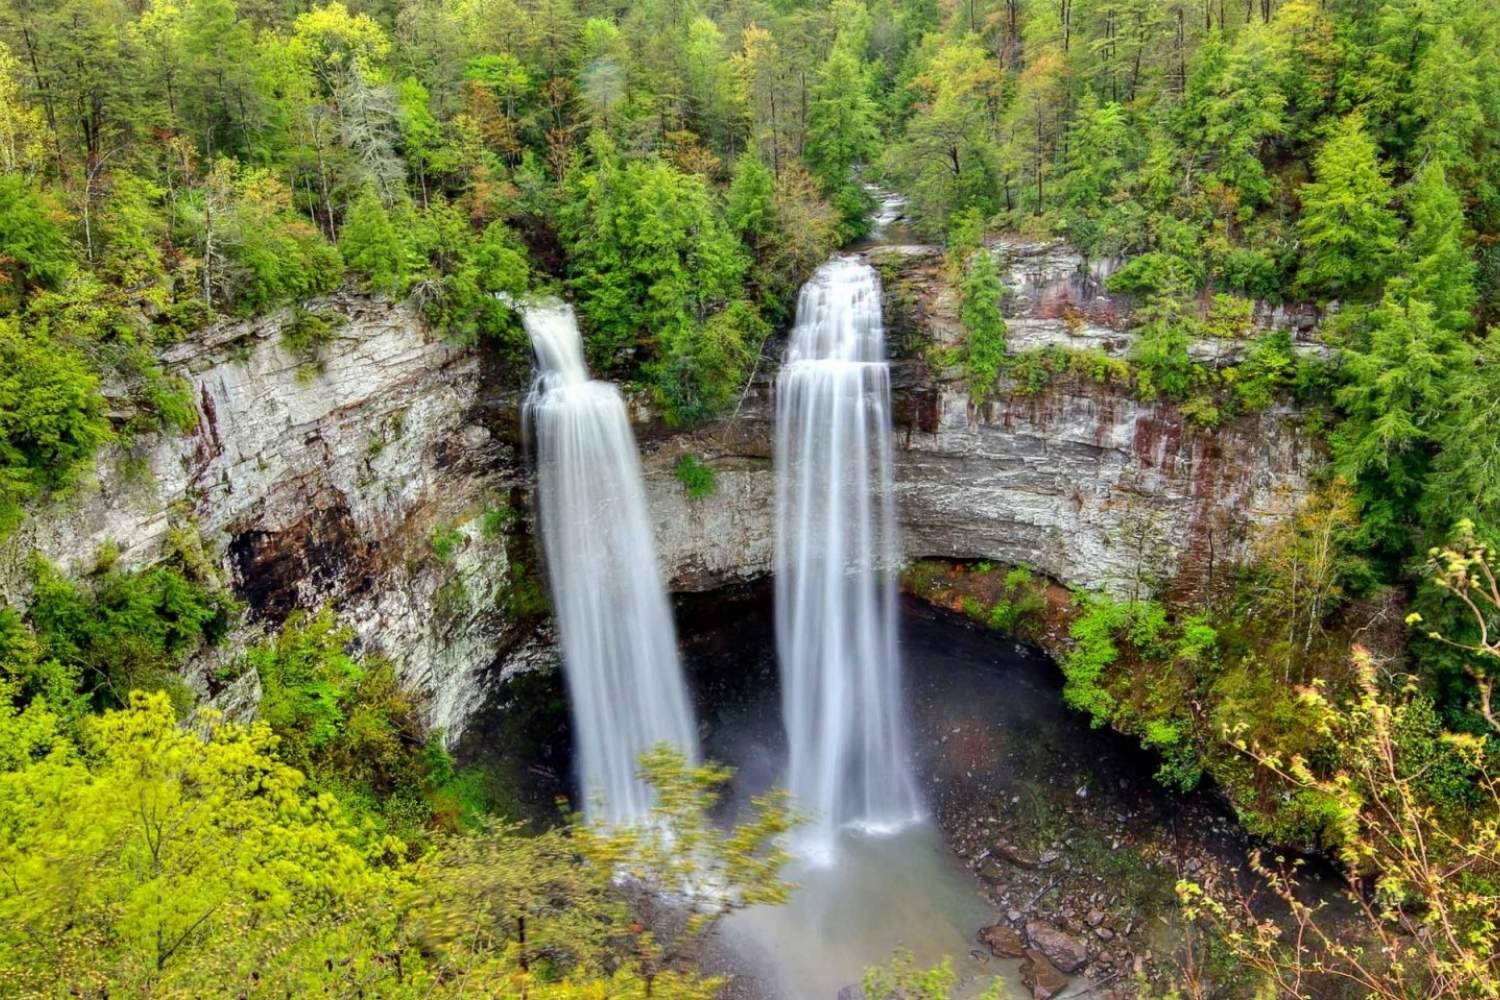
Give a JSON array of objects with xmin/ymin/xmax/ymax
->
[
  {"xmin": 0, "ymin": 294, "xmax": 526, "ymax": 739},
  {"xmin": 645, "ymin": 241, "xmax": 1319, "ymax": 601},
  {"xmin": 3, "ymin": 239, "xmax": 1323, "ymax": 739}
]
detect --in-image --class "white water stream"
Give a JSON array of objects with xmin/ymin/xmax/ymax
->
[
  {"xmin": 521, "ymin": 298, "xmax": 699, "ymax": 825},
  {"xmin": 774, "ymin": 256, "xmax": 923, "ymax": 856}
]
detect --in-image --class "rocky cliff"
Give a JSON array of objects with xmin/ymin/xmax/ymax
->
[
  {"xmin": 1, "ymin": 294, "xmax": 526, "ymax": 740},
  {"xmin": 3, "ymin": 239, "xmax": 1323, "ymax": 740},
  {"xmin": 644, "ymin": 240, "xmax": 1319, "ymax": 601}
]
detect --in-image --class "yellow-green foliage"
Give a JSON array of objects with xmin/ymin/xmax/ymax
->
[
  {"xmin": 0, "ymin": 675, "xmax": 794, "ymax": 998},
  {"xmin": 1182, "ymin": 650, "xmax": 1500, "ymax": 998},
  {"xmin": 0, "ymin": 690, "xmax": 402, "ymax": 997}
]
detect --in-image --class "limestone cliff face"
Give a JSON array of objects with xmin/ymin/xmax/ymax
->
[
  {"xmin": 1, "ymin": 294, "xmax": 526, "ymax": 741},
  {"xmin": 4, "ymin": 239, "xmax": 1323, "ymax": 740},
  {"xmin": 643, "ymin": 241, "xmax": 1320, "ymax": 600}
]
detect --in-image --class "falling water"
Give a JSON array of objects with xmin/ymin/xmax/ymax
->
[
  {"xmin": 775, "ymin": 256, "xmax": 923, "ymax": 855},
  {"xmin": 521, "ymin": 298, "xmax": 699, "ymax": 825}
]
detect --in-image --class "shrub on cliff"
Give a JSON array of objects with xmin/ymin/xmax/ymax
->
[
  {"xmin": 26, "ymin": 551, "xmax": 235, "ymax": 717},
  {"xmin": 960, "ymin": 248, "xmax": 1006, "ymax": 403},
  {"xmin": 0, "ymin": 320, "xmax": 111, "ymax": 538},
  {"xmin": 242, "ymin": 607, "xmax": 473, "ymax": 838}
]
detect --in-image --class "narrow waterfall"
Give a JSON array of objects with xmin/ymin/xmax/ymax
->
[
  {"xmin": 521, "ymin": 298, "xmax": 699, "ymax": 825},
  {"xmin": 775, "ymin": 256, "xmax": 923, "ymax": 853}
]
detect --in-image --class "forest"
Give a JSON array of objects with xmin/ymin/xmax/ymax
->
[{"xmin": 2, "ymin": 0, "xmax": 1500, "ymax": 996}]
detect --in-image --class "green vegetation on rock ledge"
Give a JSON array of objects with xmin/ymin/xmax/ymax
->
[{"xmin": 675, "ymin": 452, "xmax": 717, "ymax": 500}]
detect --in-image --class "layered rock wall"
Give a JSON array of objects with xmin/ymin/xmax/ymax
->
[
  {"xmin": 643, "ymin": 242, "xmax": 1320, "ymax": 600},
  {"xmin": 2, "ymin": 294, "xmax": 524, "ymax": 740}
]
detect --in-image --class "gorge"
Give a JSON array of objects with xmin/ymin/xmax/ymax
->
[
  {"xmin": 3, "ymin": 2, "xmax": 1495, "ymax": 995},
  {"xmin": 0, "ymin": 236, "xmax": 1317, "ymax": 747},
  {"xmin": 0, "ymin": 229, "xmax": 1322, "ymax": 999}
]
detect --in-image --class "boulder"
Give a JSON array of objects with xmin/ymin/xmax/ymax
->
[
  {"xmin": 994, "ymin": 840, "xmax": 1041, "ymax": 870},
  {"xmin": 1021, "ymin": 948, "xmax": 1070, "ymax": 1000},
  {"xmin": 978, "ymin": 923, "xmax": 1027, "ymax": 958},
  {"xmin": 1026, "ymin": 920, "xmax": 1089, "ymax": 973}
]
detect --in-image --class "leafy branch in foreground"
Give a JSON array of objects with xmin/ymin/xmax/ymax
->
[
  {"xmin": 862, "ymin": 949, "xmax": 1007, "ymax": 1000},
  {"xmin": 1413, "ymin": 519, "xmax": 1500, "ymax": 734},
  {"xmin": 0, "ymin": 682, "xmax": 794, "ymax": 999},
  {"xmin": 583, "ymin": 745, "xmax": 797, "ymax": 994},
  {"xmin": 1179, "ymin": 643, "xmax": 1499, "ymax": 998}
]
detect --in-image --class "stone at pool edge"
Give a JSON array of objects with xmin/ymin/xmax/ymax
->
[
  {"xmin": 978, "ymin": 923, "xmax": 1028, "ymax": 959},
  {"xmin": 1025, "ymin": 921, "xmax": 1089, "ymax": 974},
  {"xmin": 1020, "ymin": 948, "xmax": 1070, "ymax": 1000}
]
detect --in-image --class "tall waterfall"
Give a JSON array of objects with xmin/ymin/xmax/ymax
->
[
  {"xmin": 521, "ymin": 298, "xmax": 699, "ymax": 825},
  {"xmin": 775, "ymin": 256, "xmax": 922, "ymax": 853}
]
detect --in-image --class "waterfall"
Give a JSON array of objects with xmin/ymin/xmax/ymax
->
[
  {"xmin": 775, "ymin": 256, "xmax": 923, "ymax": 854},
  {"xmin": 521, "ymin": 298, "xmax": 699, "ymax": 825}
]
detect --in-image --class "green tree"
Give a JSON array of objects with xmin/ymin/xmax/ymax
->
[
  {"xmin": 1175, "ymin": 27, "xmax": 1285, "ymax": 213},
  {"xmin": 559, "ymin": 148, "xmax": 747, "ymax": 373},
  {"xmin": 1057, "ymin": 92, "xmax": 1131, "ymax": 250},
  {"xmin": 338, "ymin": 186, "xmax": 414, "ymax": 295},
  {"xmin": 726, "ymin": 151, "xmax": 776, "ymax": 244},
  {"xmin": 0, "ymin": 319, "xmax": 109, "ymax": 536},
  {"xmin": 405, "ymin": 200, "xmax": 530, "ymax": 345},
  {"xmin": 0, "ymin": 175, "xmax": 73, "ymax": 310},
  {"xmin": 1331, "ymin": 283, "xmax": 1465, "ymax": 555},
  {"xmin": 804, "ymin": 44, "xmax": 880, "ymax": 237},
  {"xmin": 1407, "ymin": 161, "xmax": 1476, "ymax": 332},
  {"xmin": 884, "ymin": 37, "xmax": 1004, "ymax": 232},
  {"xmin": 960, "ymin": 248, "xmax": 1005, "ymax": 402},
  {"xmin": 1295, "ymin": 113, "xmax": 1401, "ymax": 299},
  {"xmin": 396, "ymin": 75, "xmax": 453, "ymax": 204},
  {"xmin": 244, "ymin": 607, "xmax": 461, "ymax": 836},
  {"xmin": 0, "ymin": 39, "xmax": 47, "ymax": 175},
  {"xmin": 651, "ymin": 298, "xmax": 768, "ymax": 426},
  {"xmin": 1426, "ymin": 330, "xmax": 1500, "ymax": 537}
]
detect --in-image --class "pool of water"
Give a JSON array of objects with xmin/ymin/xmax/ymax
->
[
  {"xmin": 684, "ymin": 588, "xmax": 1023, "ymax": 998},
  {"xmin": 461, "ymin": 583, "xmax": 1272, "ymax": 998},
  {"xmin": 717, "ymin": 822, "xmax": 1022, "ymax": 999}
]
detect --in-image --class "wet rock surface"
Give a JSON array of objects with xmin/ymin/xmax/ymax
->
[
  {"xmin": 1021, "ymin": 948, "xmax": 1070, "ymax": 999},
  {"xmin": 1024, "ymin": 922, "xmax": 1088, "ymax": 974},
  {"xmin": 978, "ymin": 923, "xmax": 1028, "ymax": 959}
]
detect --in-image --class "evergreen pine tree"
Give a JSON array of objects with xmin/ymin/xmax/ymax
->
[
  {"xmin": 1407, "ymin": 161, "xmax": 1476, "ymax": 331},
  {"xmin": 1295, "ymin": 113, "xmax": 1401, "ymax": 300}
]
